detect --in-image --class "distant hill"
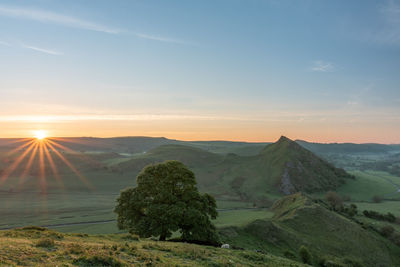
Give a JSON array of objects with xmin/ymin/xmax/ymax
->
[
  {"xmin": 259, "ymin": 136, "xmax": 353, "ymax": 194},
  {"xmin": 219, "ymin": 193, "xmax": 400, "ymax": 267},
  {"xmin": 116, "ymin": 136, "xmax": 353, "ymax": 199},
  {"xmin": 296, "ymin": 139, "xmax": 400, "ymax": 154},
  {"xmin": 1, "ymin": 136, "xmax": 398, "ymax": 157},
  {"xmin": 0, "ymin": 137, "xmax": 269, "ymax": 156}
]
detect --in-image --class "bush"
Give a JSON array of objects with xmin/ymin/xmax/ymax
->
[
  {"xmin": 35, "ymin": 238, "xmax": 55, "ymax": 248},
  {"xmin": 380, "ymin": 225, "xmax": 395, "ymax": 237},
  {"xmin": 20, "ymin": 226, "xmax": 47, "ymax": 231},
  {"xmin": 363, "ymin": 210, "xmax": 397, "ymax": 223},
  {"xmin": 298, "ymin": 245, "xmax": 312, "ymax": 264},
  {"xmin": 67, "ymin": 243, "xmax": 84, "ymax": 254},
  {"xmin": 283, "ymin": 250, "xmax": 296, "ymax": 260},
  {"xmin": 73, "ymin": 255, "xmax": 123, "ymax": 267},
  {"xmin": 343, "ymin": 204, "xmax": 358, "ymax": 217},
  {"xmin": 325, "ymin": 191, "xmax": 343, "ymax": 211}
]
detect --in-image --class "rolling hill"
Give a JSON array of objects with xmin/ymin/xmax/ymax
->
[
  {"xmin": 116, "ymin": 136, "xmax": 354, "ymax": 199},
  {"xmin": 258, "ymin": 136, "xmax": 353, "ymax": 194},
  {"xmin": 219, "ymin": 193, "xmax": 400, "ymax": 267}
]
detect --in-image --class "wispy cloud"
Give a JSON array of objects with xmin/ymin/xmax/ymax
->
[
  {"xmin": 21, "ymin": 44, "xmax": 63, "ymax": 55},
  {"xmin": 310, "ymin": 60, "xmax": 335, "ymax": 72},
  {"xmin": 0, "ymin": 5, "xmax": 120, "ymax": 34},
  {"xmin": 134, "ymin": 33, "xmax": 190, "ymax": 45},
  {"xmin": 0, "ymin": 5, "xmax": 190, "ymax": 45}
]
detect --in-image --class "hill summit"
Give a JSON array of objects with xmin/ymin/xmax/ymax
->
[
  {"xmin": 115, "ymin": 136, "xmax": 354, "ymax": 199},
  {"xmin": 259, "ymin": 136, "xmax": 354, "ymax": 194}
]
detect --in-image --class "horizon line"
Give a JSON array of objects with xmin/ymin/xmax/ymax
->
[{"xmin": 0, "ymin": 135, "xmax": 398, "ymax": 145}]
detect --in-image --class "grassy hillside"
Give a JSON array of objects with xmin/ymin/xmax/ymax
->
[
  {"xmin": 219, "ymin": 193, "xmax": 400, "ymax": 267},
  {"xmin": 116, "ymin": 136, "xmax": 353, "ymax": 200},
  {"xmin": 257, "ymin": 136, "xmax": 353, "ymax": 194},
  {"xmin": 0, "ymin": 227, "xmax": 305, "ymax": 266}
]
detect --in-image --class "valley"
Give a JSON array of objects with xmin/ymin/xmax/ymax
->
[{"xmin": 0, "ymin": 136, "xmax": 400, "ymax": 266}]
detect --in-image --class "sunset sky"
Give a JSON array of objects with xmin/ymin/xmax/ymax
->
[{"xmin": 1, "ymin": 0, "xmax": 399, "ymax": 143}]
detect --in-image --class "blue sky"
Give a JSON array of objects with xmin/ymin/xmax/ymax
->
[{"xmin": 0, "ymin": 0, "xmax": 399, "ymax": 142}]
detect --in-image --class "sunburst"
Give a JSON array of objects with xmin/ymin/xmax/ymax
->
[{"xmin": 0, "ymin": 133, "xmax": 94, "ymax": 193}]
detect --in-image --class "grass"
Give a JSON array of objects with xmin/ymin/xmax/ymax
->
[
  {"xmin": 214, "ymin": 209, "xmax": 274, "ymax": 228},
  {"xmin": 219, "ymin": 193, "xmax": 400, "ymax": 267},
  {"xmin": 0, "ymin": 227, "xmax": 305, "ymax": 266},
  {"xmin": 352, "ymin": 200, "xmax": 400, "ymax": 217},
  {"xmin": 312, "ymin": 170, "xmax": 400, "ymax": 201}
]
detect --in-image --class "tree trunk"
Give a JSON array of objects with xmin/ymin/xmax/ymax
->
[{"xmin": 159, "ymin": 232, "xmax": 166, "ymax": 241}]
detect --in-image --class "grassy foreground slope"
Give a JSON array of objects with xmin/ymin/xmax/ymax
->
[
  {"xmin": 219, "ymin": 193, "xmax": 400, "ymax": 267},
  {"xmin": 0, "ymin": 227, "xmax": 305, "ymax": 267}
]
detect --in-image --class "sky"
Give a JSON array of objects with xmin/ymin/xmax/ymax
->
[{"xmin": 0, "ymin": 0, "xmax": 399, "ymax": 143}]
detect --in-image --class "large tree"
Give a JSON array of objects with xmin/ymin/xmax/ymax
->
[{"xmin": 114, "ymin": 160, "xmax": 219, "ymax": 243}]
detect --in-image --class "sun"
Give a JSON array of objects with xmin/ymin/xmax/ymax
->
[{"xmin": 33, "ymin": 130, "xmax": 47, "ymax": 140}]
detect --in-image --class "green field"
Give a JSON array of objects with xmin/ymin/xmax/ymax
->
[{"xmin": 312, "ymin": 170, "xmax": 400, "ymax": 201}]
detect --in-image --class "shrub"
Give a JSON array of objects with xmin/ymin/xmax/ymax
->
[
  {"xmin": 73, "ymin": 255, "xmax": 123, "ymax": 267},
  {"xmin": 380, "ymin": 225, "xmax": 395, "ymax": 237},
  {"xmin": 283, "ymin": 250, "xmax": 296, "ymax": 260},
  {"xmin": 344, "ymin": 204, "xmax": 358, "ymax": 217},
  {"xmin": 363, "ymin": 210, "xmax": 397, "ymax": 223},
  {"xmin": 20, "ymin": 226, "xmax": 47, "ymax": 231},
  {"xmin": 298, "ymin": 245, "xmax": 312, "ymax": 264},
  {"xmin": 36, "ymin": 238, "xmax": 55, "ymax": 248},
  {"xmin": 325, "ymin": 191, "xmax": 343, "ymax": 211},
  {"xmin": 67, "ymin": 243, "xmax": 84, "ymax": 254}
]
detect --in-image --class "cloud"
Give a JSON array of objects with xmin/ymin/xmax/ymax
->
[
  {"xmin": 311, "ymin": 60, "xmax": 335, "ymax": 72},
  {"xmin": 134, "ymin": 33, "xmax": 193, "ymax": 45},
  {"xmin": 21, "ymin": 44, "xmax": 62, "ymax": 55},
  {"xmin": 0, "ymin": 6, "xmax": 191, "ymax": 45},
  {"xmin": 0, "ymin": 5, "xmax": 120, "ymax": 34}
]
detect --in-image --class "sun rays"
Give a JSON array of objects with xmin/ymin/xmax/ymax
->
[{"xmin": 0, "ymin": 136, "xmax": 93, "ymax": 193}]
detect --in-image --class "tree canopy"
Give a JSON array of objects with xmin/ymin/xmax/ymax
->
[{"xmin": 114, "ymin": 160, "xmax": 219, "ymax": 244}]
